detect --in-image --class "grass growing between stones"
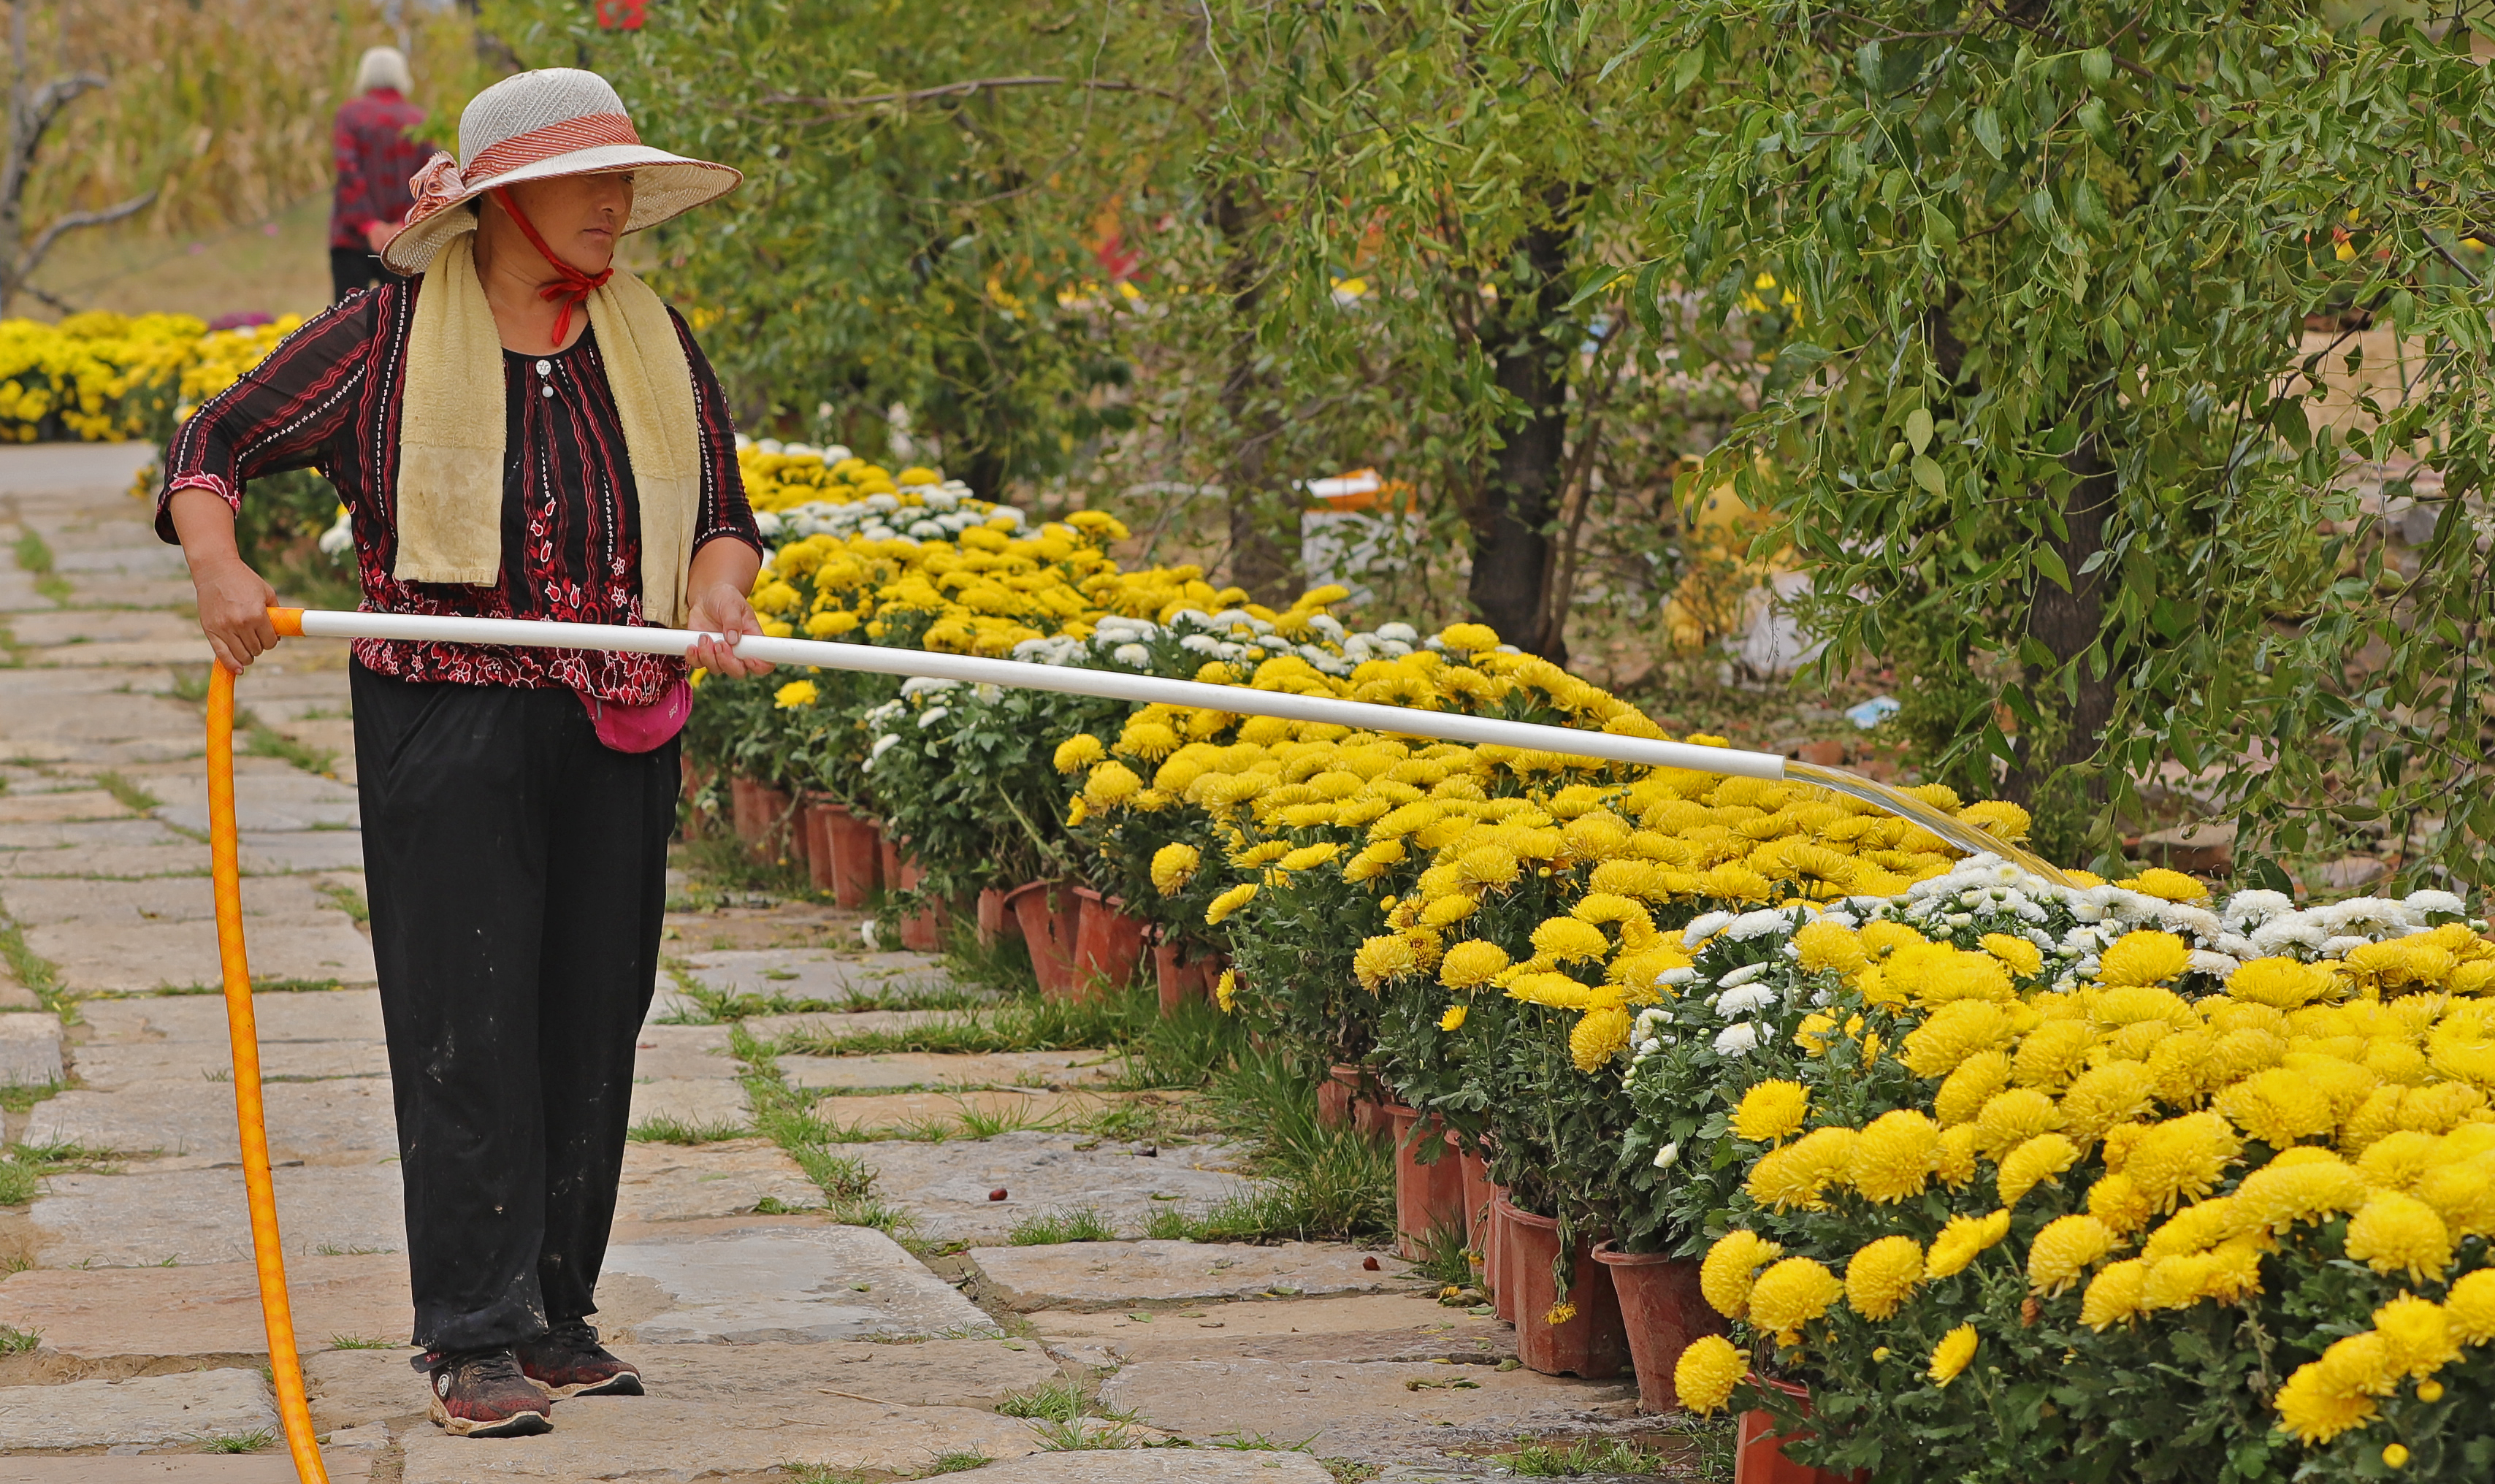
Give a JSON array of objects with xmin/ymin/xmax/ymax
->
[
  {"xmin": 735, "ymin": 1025, "xmax": 913, "ymax": 1234},
  {"xmin": 93, "ymin": 770, "xmax": 162, "ymax": 814},
  {"xmin": 11, "ymin": 529, "xmax": 71, "ymax": 605},
  {"xmin": 0, "ymin": 1140, "xmax": 119, "ymax": 1203},
  {"xmin": 0, "ymin": 1082, "xmax": 60, "ymax": 1114},
  {"xmin": 316, "ymin": 881, "xmax": 369, "ymax": 927},
  {"xmin": 0, "ymin": 917, "xmax": 73, "ymax": 1019},
  {"xmin": 627, "ymin": 1114, "xmax": 751, "ymax": 1144},
  {"xmin": 1005, "ymin": 1206, "xmax": 1117, "ymax": 1245},
  {"xmin": 668, "ymin": 835, "xmax": 813, "ymax": 909},
  {"xmin": 328, "ymin": 1334, "xmax": 399, "ymax": 1350},
  {"xmin": 205, "ymin": 1429, "xmax": 276, "ymax": 1454},
  {"xmin": 1135, "ymin": 1043, "xmax": 1393, "ymax": 1244},
  {"xmin": 0, "ymin": 1325, "xmax": 37, "ymax": 1355},
  {"xmin": 666, "ymin": 974, "xmax": 991, "ymax": 1025},
  {"xmin": 1488, "ymin": 1423, "xmax": 1737, "ymax": 1481}
]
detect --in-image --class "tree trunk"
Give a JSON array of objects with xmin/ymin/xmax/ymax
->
[
  {"xmin": 1466, "ymin": 194, "xmax": 1575, "ymax": 661},
  {"xmin": 1212, "ymin": 186, "xmax": 1296, "ymax": 605},
  {"xmin": 2002, "ymin": 434, "xmax": 2117, "ymax": 806}
]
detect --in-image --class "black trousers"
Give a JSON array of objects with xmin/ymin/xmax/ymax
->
[
  {"xmin": 331, "ymin": 246, "xmax": 388, "ymax": 302},
  {"xmin": 351, "ymin": 664, "xmax": 678, "ymax": 1353}
]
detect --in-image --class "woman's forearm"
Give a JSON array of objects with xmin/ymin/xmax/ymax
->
[
  {"xmin": 687, "ymin": 536, "xmax": 761, "ymax": 599},
  {"xmin": 170, "ymin": 486, "xmax": 280, "ymax": 670}
]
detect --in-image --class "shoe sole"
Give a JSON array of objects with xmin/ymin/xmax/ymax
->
[
  {"xmin": 539, "ymin": 1370, "xmax": 643, "ymax": 1400},
  {"xmin": 429, "ymin": 1395, "xmax": 553, "ymax": 1438}
]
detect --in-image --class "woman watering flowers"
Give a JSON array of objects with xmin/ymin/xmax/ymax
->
[{"xmin": 158, "ymin": 69, "xmax": 771, "ymax": 1439}]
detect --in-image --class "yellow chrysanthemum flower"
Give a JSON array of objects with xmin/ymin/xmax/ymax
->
[
  {"xmin": 2098, "ymin": 930, "xmax": 2192, "ymax": 987},
  {"xmin": 1928, "ymin": 1323, "xmax": 1979, "ymax": 1386},
  {"xmin": 1532, "ymin": 916, "xmax": 1612, "ymax": 964},
  {"xmin": 1084, "ymin": 761, "xmax": 1145, "ymax": 808},
  {"xmin": 1982, "ymin": 933, "xmax": 2044, "ymax": 979},
  {"xmin": 1850, "ymin": 1109, "xmax": 1940, "ymax": 1203},
  {"xmin": 1998, "ymin": 1132, "xmax": 2082, "ymax": 1205},
  {"xmin": 1700, "ymin": 1230, "xmax": 1781, "ymax": 1319},
  {"xmin": 1439, "ymin": 1003, "xmax": 1467, "ymax": 1032},
  {"xmin": 1935, "ymin": 1050, "xmax": 2015, "ymax": 1127},
  {"xmin": 1205, "ymin": 882, "xmax": 1258, "ymax": 926},
  {"xmin": 1793, "ymin": 919, "xmax": 1868, "ymax": 976},
  {"xmin": 2445, "ymin": 1268, "xmax": 2495, "ymax": 1345},
  {"xmin": 2372, "ymin": 1294, "xmax": 2458, "ymax": 1379},
  {"xmin": 2122, "ymin": 1112, "xmax": 2241, "ymax": 1212},
  {"xmin": 2028, "ymin": 1214, "xmax": 2117, "ymax": 1296},
  {"xmin": 1053, "ymin": 734, "xmax": 1107, "ymax": 773},
  {"xmin": 1746, "ymin": 1125, "xmax": 1858, "ymax": 1211},
  {"xmin": 1570, "ymin": 1004, "xmax": 1633, "ymax": 1071},
  {"xmin": 1353, "ymin": 934, "xmax": 1418, "ymax": 992},
  {"xmin": 1214, "ymin": 970, "xmax": 1237, "ymax": 1012},
  {"xmin": 2229, "ymin": 956, "xmax": 2339, "ymax": 1010},
  {"xmin": 1925, "ymin": 1209, "xmax": 2012, "ymax": 1277},
  {"xmin": 2126, "ymin": 868, "xmax": 2211, "ymax": 902},
  {"xmin": 2080, "ymin": 1258, "xmax": 2151, "ymax": 1329},
  {"xmin": 1439, "ymin": 940, "xmax": 1510, "ymax": 989},
  {"xmin": 1730, "ymin": 1080, "xmax": 1811, "ymax": 1146},
  {"xmin": 773, "ymin": 679, "xmax": 819, "ymax": 709},
  {"xmin": 2218, "ymin": 1068, "xmax": 2339, "ymax": 1150},
  {"xmin": 2344, "ymin": 1193, "xmax": 2453, "ymax": 1281},
  {"xmin": 2273, "ymin": 1356, "xmax": 2381, "ymax": 1445},
  {"xmin": 1150, "ymin": 843, "xmax": 1200, "ymax": 895},
  {"xmin": 1843, "ymin": 1235, "xmax": 1925, "ymax": 1320},
  {"xmin": 1673, "ymin": 1334, "xmax": 1746, "ymax": 1415},
  {"xmin": 1747, "ymin": 1257, "xmax": 1844, "ymax": 1343}
]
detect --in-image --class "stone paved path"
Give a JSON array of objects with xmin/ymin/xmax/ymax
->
[{"xmin": 0, "ymin": 447, "xmax": 1667, "ymax": 1483}]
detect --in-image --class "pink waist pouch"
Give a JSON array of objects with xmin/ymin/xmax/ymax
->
[{"xmin": 580, "ymin": 677, "xmax": 692, "ymax": 753}]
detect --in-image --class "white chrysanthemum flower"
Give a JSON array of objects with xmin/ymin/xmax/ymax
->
[
  {"xmin": 2317, "ymin": 897, "xmax": 2407, "ymax": 936},
  {"xmin": 1180, "ymin": 634, "xmax": 1223, "ymax": 654},
  {"xmin": 1712, "ymin": 1022, "xmax": 1761, "ymax": 1057},
  {"xmin": 916, "ymin": 707, "xmax": 949, "ymax": 729},
  {"xmin": 2156, "ymin": 905, "xmax": 2225, "ymax": 941},
  {"xmin": 1715, "ymin": 962, "xmax": 1769, "ymax": 990},
  {"xmin": 2405, "ymin": 890, "xmax": 2469, "ymax": 921},
  {"xmin": 2187, "ymin": 950, "xmax": 2240, "ymax": 978},
  {"xmin": 867, "ymin": 733, "xmax": 901, "ymax": 760},
  {"xmin": 2214, "ymin": 932, "xmax": 2262, "ymax": 960},
  {"xmin": 2221, "ymin": 889, "xmax": 2295, "ymax": 930},
  {"xmin": 1652, "ymin": 1141, "xmax": 1680, "ymax": 1169},
  {"xmin": 1723, "ymin": 909, "xmax": 1792, "ymax": 941},
  {"xmin": 1112, "ymin": 643, "xmax": 1152, "ymax": 667},
  {"xmin": 1682, "ymin": 911, "xmax": 1733, "ymax": 948},
  {"xmin": 2248, "ymin": 915, "xmax": 2331, "ymax": 955},
  {"xmin": 1659, "ymin": 966, "xmax": 1698, "ymax": 987},
  {"xmin": 1375, "ymin": 621, "xmax": 1419, "ymax": 643},
  {"xmin": 1716, "ymin": 983, "xmax": 1778, "ymax": 1017},
  {"xmin": 901, "ymin": 676, "xmax": 959, "ymax": 698},
  {"xmin": 2319, "ymin": 935, "xmax": 2374, "ymax": 958}
]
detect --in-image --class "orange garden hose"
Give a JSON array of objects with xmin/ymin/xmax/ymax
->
[
  {"xmin": 201, "ymin": 602, "xmax": 2061, "ymax": 1484},
  {"xmin": 209, "ymin": 655, "xmax": 330, "ymax": 1484}
]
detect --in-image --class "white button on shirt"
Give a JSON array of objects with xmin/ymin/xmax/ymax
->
[{"xmin": 535, "ymin": 359, "xmax": 552, "ymax": 375}]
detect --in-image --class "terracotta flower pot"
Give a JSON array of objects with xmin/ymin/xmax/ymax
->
[
  {"xmin": 1316, "ymin": 1063, "xmax": 1390, "ymax": 1141},
  {"xmin": 1193, "ymin": 951, "xmax": 1227, "ymax": 999},
  {"xmin": 1737, "ymin": 1379, "xmax": 1864, "ymax": 1484},
  {"xmin": 798, "ymin": 792, "xmax": 839, "ymax": 890},
  {"xmin": 1494, "ymin": 1196, "xmax": 1629, "ymax": 1379},
  {"xmin": 1459, "ymin": 1151, "xmax": 1494, "ymax": 1254},
  {"xmin": 737, "ymin": 779, "xmax": 795, "ymax": 863},
  {"xmin": 1486, "ymin": 1176, "xmax": 1514, "ymax": 1321},
  {"xmin": 819, "ymin": 806, "xmax": 882, "ymax": 908},
  {"xmin": 728, "ymin": 774, "xmax": 761, "ymax": 843},
  {"xmin": 1072, "ymin": 888, "xmax": 1147, "ymax": 995},
  {"xmin": 976, "ymin": 887, "xmax": 1022, "ymax": 946},
  {"xmin": 1152, "ymin": 941, "xmax": 1202, "ymax": 1014},
  {"xmin": 1385, "ymin": 1104, "xmax": 1467, "ymax": 1261},
  {"xmin": 1004, "ymin": 880, "xmax": 1081, "ymax": 998},
  {"xmin": 1592, "ymin": 1240, "xmax": 1730, "ymax": 1413},
  {"xmin": 877, "ymin": 837, "xmax": 944, "ymax": 950}
]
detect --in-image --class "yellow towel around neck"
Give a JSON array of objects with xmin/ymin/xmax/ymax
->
[{"xmin": 393, "ymin": 229, "xmax": 702, "ymax": 628}]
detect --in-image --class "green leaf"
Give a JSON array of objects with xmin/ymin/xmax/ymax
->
[
  {"xmin": 2032, "ymin": 542, "xmax": 2072, "ymax": 592},
  {"xmin": 1970, "ymin": 107, "xmax": 2005, "ymax": 160},
  {"xmin": 1911, "ymin": 454, "xmax": 1946, "ymax": 496},
  {"xmin": 1904, "ymin": 408, "xmax": 1933, "ymax": 455},
  {"xmin": 2082, "ymin": 48, "xmax": 2114, "ymax": 88}
]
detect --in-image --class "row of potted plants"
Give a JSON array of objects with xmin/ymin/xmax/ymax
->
[{"xmin": 688, "ymin": 442, "xmax": 2495, "ymax": 1479}]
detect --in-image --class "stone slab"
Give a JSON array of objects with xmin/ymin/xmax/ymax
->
[
  {"xmin": 69, "ymin": 1037, "xmax": 389, "ymax": 1092},
  {"xmin": 397, "ymin": 1396, "xmax": 1042, "ymax": 1483},
  {"xmin": 1098, "ymin": 1358, "xmax": 1638, "ymax": 1457},
  {"xmin": 1033, "ymin": 1294, "xmax": 1511, "ymax": 1366},
  {"xmin": 0, "ymin": 873, "xmax": 352, "ymax": 929},
  {"xmin": 0, "ymin": 439, "xmax": 160, "ymax": 493},
  {"xmin": 628, "ymin": 1025, "xmax": 738, "ymax": 1081},
  {"xmin": 676, "ymin": 947, "xmax": 959, "ymax": 1008},
  {"xmin": 32, "ymin": 1163, "xmax": 405, "ymax": 1268},
  {"xmin": 234, "ymin": 831, "xmax": 368, "ymax": 874},
  {"xmin": 0, "ymin": 1459, "xmax": 368, "ymax": 1484},
  {"xmin": 28, "ymin": 918, "xmax": 374, "ymax": 995},
  {"xmin": 739, "ymin": 1007, "xmax": 963, "ymax": 1044},
  {"xmin": 12, "ymin": 605, "xmax": 208, "ymax": 649},
  {"xmin": 0, "ymin": 670, "xmax": 205, "ymax": 765},
  {"xmin": 971, "ymin": 1241, "xmax": 1414, "ymax": 1312},
  {"xmin": 782, "ymin": 1049, "xmax": 1121, "ymax": 1093},
  {"xmin": 612, "ymin": 1140, "xmax": 816, "ymax": 1223},
  {"xmin": 0, "ymin": 843, "xmax": 211, "ymax": 879},
  {"xmin": 24, "ymin": 1076, "xmax": 397, "ymax": 1165},
  {"xmin": 0, "ymin": 1368, "xmax": 276, "ymax": 1450},
  {"xmin": 83, "ymin": 990, "xmax": 386, "ymax": 1045},
  {"xmin": 599, "ymin": 1223, "xmax": 996, "ymax": 1343},
  {"xmin": 811, "ymin": 1087, "xmax": 1120, "ymax": 1136},
  {"xmin": 626, "ymin": 1078, "xmax": 748, "ymax": 1131},
  {"xmin": 0, "ymin": 1012, "xmax": 61, "ymax": 1086},
  {"xmin": 855, "ymin": 1131, "xmax": 1258, "ymax": 1245},
  {"xmin": 153, "ymin": 769, "xmax": 360, "ymax": 835},
  {"xmin": 0, "ymin": 1254, "xmax": 410, "ymax": 1361},
  {"xmin": 0, "ymin": 818, "xmax": 187, "ymax": 852},
  {"xmin": 971, "ymin": 1457, "xmax": 1337, "ymax": 1484},
  {"xmin": 0, "ymin": 788, "xmax": 133, "ymax": 825}
]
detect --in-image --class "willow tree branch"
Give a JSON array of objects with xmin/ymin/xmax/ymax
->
[{"xmin": 17, "ymin": 187, "xmax": 156, "ymax": 280}]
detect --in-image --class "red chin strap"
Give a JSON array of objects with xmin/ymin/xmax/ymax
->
[{"xmin": 490, "ymin": 187, "xmax": 614, "ymax": 350}]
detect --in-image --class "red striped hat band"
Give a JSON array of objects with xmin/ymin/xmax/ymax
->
[{"xmin": 464, "ymin": 112, "xmax": 642, "ymax": 183}]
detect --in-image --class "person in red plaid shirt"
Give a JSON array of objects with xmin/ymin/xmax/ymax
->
[{"xmin": 331, "ymin": 47, "xmax": 433, "ymax": 302}]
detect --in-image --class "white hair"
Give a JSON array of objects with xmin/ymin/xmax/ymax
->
[{"xmin": 355, "ymin": 46, "xmax": 413, "ymax": 96}]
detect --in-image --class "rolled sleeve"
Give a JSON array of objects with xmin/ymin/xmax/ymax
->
[
  {"xmin": 670, "ymin": 306, "xmax": 763, "ymax": 559},
  {"xmin": 156, "ymin": 295, "xmax": 381, "ymax": 544}
]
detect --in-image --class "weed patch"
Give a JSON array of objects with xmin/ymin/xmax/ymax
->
[
  {"xmin": 94, "ymin": 770, "xmax": 162, "ymax": 813},
  {"xmin": 1006, "ymin": 1207, "xmax": 1116, "ymax": 1245}
]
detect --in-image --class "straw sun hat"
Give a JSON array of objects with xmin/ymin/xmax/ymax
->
[{"xmin": 381, "ymin": 67, "xmax": 740, "ymax": 275}]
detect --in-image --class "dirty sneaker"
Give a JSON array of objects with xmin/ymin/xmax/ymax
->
[
  {"xmin": 518, "ymin": 1318, "xmax": 643, "ymax": 1399},
  {"xmin": 424, "ymin": 1347, "xmax": 553, "ymax": 1437}
]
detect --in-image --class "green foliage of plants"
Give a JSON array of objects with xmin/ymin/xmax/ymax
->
[
  {"xmin": 1491, "ymin": 1434, "xmax": 1677, "ymax": 1477},
  {"xmin": 1647, "ymin": 0, "xmax": 2495, "ymax": 881},
  {"xmin": 996, "ymin": 1379, "xmax": 1088, "ymax": 1423},
  {"xmin": 205, "ymin": 1430, "xmax": 275, "ymax": 1454},
  {"xmin": 0, "ymin": 1325, "xmax": 38, "ymax": 1356},
  {"xmin": 626, "ymin": 1114, "xmax": 749, "ymax": 1145}
]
